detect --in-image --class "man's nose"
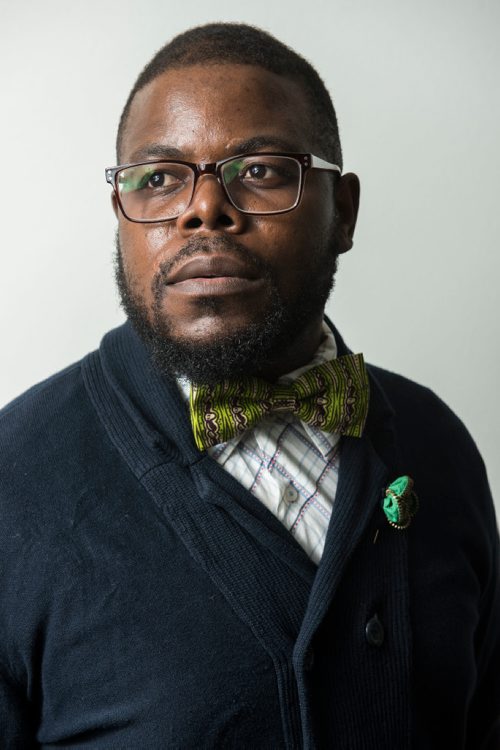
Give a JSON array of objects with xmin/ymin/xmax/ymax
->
[{"xmin": 176, "ymin": 174, "xmax": 247, "ymax": 235}]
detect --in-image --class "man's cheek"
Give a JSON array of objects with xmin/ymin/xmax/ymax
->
[{"xmin": 142, "ymin": 224, "xmax": 176, "ymax": 257}]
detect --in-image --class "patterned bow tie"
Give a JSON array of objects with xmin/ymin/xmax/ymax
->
[{"xmin": 189, "ymin": 353, "xmax": 370, "ymax": 450}]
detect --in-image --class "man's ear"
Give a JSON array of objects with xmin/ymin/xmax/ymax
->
[
  {"xmin": 111, "ymin": 192, "xmax": 119, "ymax": 219},
  {"xmin": 334, "ymin": 172, "xmax": 360, "ymax": 254}
]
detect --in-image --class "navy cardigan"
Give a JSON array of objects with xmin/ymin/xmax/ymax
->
[{"xmin": 0, "ymin": 322, "xmax": 499, "ymax": 749}]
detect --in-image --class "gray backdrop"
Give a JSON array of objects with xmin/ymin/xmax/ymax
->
[{"xmin": 1, "ymin": 0, "xmax": 499, "ymax": 514}]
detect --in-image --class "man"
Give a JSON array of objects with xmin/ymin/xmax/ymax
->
[{"xmin": 0, "ymin": 22, "xmax": 498, "ymax": 749}]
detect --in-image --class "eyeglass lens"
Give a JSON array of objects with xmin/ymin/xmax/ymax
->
[{"xmin": 116, "ymin": 155, "xmax": 302, "ymax": 221}]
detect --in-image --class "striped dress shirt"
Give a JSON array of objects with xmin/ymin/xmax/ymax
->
[{"xmin": 178, "ymin": 322, "xmax": 340, "ymax": 565}]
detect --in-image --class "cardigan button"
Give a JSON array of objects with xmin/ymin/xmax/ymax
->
[
  {"xmin": 365, "ymin": 614, "xmax": 384, "ymax": 647},
  {"xmin": 303, "ymin": 648, "xmax": 315, "ymax": 671}
]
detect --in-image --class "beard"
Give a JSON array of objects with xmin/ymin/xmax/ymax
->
[{"xmin": 114, "ymin": 231, "xmax": 339, "ymax": 385}]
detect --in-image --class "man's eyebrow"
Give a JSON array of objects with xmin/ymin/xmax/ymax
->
[{"xmin": 127, "ymin": 144, "xmax": 184, "ymax": 163}]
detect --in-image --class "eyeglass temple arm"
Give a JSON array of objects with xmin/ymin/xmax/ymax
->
[{"xmin": 310, "ymin": 155, "xmax": 341, "ymax": 174}]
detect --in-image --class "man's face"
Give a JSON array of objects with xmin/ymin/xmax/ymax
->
[{"xmin": 115, "ymin": 63, "xmax": 358, "ymax": 382}]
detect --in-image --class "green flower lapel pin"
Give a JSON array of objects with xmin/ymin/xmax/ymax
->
[{"xmin": 382, "ymin": 475, "xmax": 419, "ymax": 530}]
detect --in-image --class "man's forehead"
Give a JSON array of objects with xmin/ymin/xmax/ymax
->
[
  {"xmin": 120, "ymin": 63, "xmax": 314, "ymax": 161},
  {"xmin": 134, "ymin": 62, "xmax": 307, "ymax": 109}
]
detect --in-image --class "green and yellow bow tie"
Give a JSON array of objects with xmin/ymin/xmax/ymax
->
[{"xmin": 189, "ymin": 353, "xmax": 370, "ymax": 451}]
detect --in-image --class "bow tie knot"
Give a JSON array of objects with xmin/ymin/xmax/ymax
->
[
  {"xmin": 190, "ymin": 353, "xmax": 370, "ymax": 450},
  {"xmin": 269, "ymin": 392, "xmax": 300, "ymax": 412}
]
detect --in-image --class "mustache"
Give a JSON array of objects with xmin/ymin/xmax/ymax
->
[{"xmin": 152, "ymin": 235, "xmax": 273, "ymax": 297}]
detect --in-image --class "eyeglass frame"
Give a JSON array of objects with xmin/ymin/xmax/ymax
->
[{"xmin": 105, "ymin": 152, "xmax": 341, "ymax": 223}]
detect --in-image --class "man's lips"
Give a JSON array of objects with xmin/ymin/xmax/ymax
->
[
  {"xmin": 163, "ymin": 253, "xmax": 265, "ymax": 296},
  {"xmin": 166, "ymin": 254, "xmax": 260, "ymax": 285}
]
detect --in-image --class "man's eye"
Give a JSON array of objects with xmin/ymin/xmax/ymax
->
[
  {"xmin": 144, "ymin": 171, "xmax": 180, "ymax": 189},
  {"xmin": 242, "ymin": 163, "xmax": 275, "ymax": 180},
  {"xmin": 148, "ymin": 171, "xmax": 167, "ymax": 188}
]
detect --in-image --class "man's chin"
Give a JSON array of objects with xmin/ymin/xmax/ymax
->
[
  {"xmin": 154, "ymin": 311, "xmax": 266, "ymax": 347},
  {"xmin": 137, "ymin": 311, "xmax": 290, "ymax": 385}
]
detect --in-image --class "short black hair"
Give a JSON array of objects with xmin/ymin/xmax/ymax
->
[{"xmin": 116, "ymin": 23, "xmax": 343, "ymax": 170}]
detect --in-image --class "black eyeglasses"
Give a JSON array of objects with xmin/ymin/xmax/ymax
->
[{"xmin": 105, "ymin": 152, "xmax": 341, "ymax": 223}]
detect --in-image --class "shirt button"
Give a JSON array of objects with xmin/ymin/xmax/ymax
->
[
  {"xmin": 283, "ymin": 483, "xmax": 299, "ymax": 504},
  {"xmin": 365, "ymin": 614, "xmax": 385, "ymax": 647}
]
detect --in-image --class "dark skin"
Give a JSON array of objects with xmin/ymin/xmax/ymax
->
[{"xmin": 114, "ymin": 63, "xmax": 360, "ymax": 380}]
